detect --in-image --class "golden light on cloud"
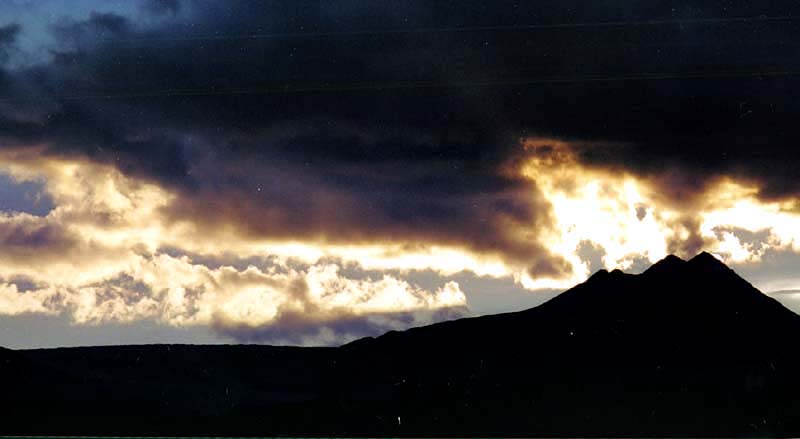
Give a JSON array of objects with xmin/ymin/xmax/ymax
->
[
  {"xmin": 516, "ymin": 137, "xmax": 800, "ymax": 288},
  {"xmin": 1, "ymin": 139, "xmax": 800, "ymax": 341},
  {"xmin": 517, "ymin": 138, "xmax": 675, "ymax": 288},
  {"xmin": 699, "ymin": 185, "xmax": 800, "ymax": 262},
  {"xmin": 0, "ymin": 150, "xmax": 472, "ymax": 342}
]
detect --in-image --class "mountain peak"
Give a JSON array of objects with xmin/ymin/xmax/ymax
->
[
  {"xmin": 659, "ymin": 254, "xmax": 686, "ymax": 266},
  {"xmin": 688, "ymin": 251, "xmax": 726, "ymax": 267},
  {"xmin": 642, "ymin": 253, "xmax": 685, "ymax": 276},
  {"xmin": 540, "ymin": 249, "xmax": 798, "ymax": 328},
  {"xmin": 644, "ymin": 252, "xmax": 733, "ymax": 278},
  {"xmin": 682, "ymin": 251, "xmax": 742, "ymax": 285}
]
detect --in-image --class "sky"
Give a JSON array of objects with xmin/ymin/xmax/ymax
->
[{"xmin": 1, "ymin": 0, "xmax": 800, "ymax": 348}]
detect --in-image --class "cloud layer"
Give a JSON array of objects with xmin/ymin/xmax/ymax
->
[{"xmin": 1, "ymin": 1, "xmax": 800, "ymax": 344}]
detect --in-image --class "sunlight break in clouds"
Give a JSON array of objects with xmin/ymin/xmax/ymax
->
[
  {"xmin": 516, "ymin": 137, "xmax": 800, "ymax": 289},
  {"xmin": 517, "ymin": 138, "xmax": 674, "ymax": 288}
]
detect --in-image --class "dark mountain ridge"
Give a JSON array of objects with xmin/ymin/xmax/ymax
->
[{"xmin": 3, "ymin": 252, "xmax": 800, "ymax": 436}]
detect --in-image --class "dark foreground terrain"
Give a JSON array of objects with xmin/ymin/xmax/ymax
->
[{"xmin": 3, "ymin": 252, "xmax": 800, "ymax": 436}]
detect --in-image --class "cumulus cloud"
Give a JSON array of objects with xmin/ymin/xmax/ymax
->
[
  {"xmin": 7, "ymin": 254, "xmax": 467, "ymax": 345},
  {"xmin": 0, "ymin": 152, "xmax": 468, "ymax": 343},
  {"xmin": 211, "ymin": 267, "xmax": 468, "ymax": 345}
]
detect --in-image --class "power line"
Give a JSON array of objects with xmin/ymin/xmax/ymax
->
[
  {"xmin": 1, "ymin": 68, "xmax": 798, "ymax": 103},
  {"xmin": 104, "ymin": 15, "xmax": 798, "ymax": 45}
]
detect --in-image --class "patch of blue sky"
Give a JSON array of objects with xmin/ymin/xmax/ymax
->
[{"xmin": 0, "ymin": 171, "xmax": 53, "ymax": 216}]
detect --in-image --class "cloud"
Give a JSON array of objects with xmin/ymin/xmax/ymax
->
[
  {"xmin": 0, "ymin": 155, "xmax": 469, "ymax": 343},
  {"xmin": 1, "ymin": 0, "xmax": 796, "ymax": 261},
  {"xmin": 512, "ymin": 137, "xmax": 800, "ymax": 286},
  {"xmin": 0, "ymin": 4, "xmax": 575, "ymax": 279},
  {"xmin": 0, "ymin": 282, "xmax": 56, "ymax": 315},
  {"xmin": 2, "ymin": 2, "xmax": 799, "ymax": 255},
  {"xmin": 211, "ymin": 269, "xmax": 469, "ymax": 345},
  {"xmin": 0, "ymin": 124, "xmax": 799, "ymax": 343},
  {"xmin": 0, "ymin": 250, "xmax": 468, "ymax": 344},
  {"xmin": 0, "ymin": 1, "xmax": 800, "ymax": 342}
]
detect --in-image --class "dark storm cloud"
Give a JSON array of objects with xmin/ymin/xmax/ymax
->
[{"xmin": 1, "ymin": 0, "xmax": 800, "ymax": 275}]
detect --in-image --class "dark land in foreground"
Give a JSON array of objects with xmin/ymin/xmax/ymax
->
[{"xmin": 2, "ymin": 252, "xmax": 800, "ymax": 437}]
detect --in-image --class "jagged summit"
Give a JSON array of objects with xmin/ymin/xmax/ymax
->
[
  {"xmin": 659, "ymin": 253, "xmax": 686, "ymax": 264},
  {"xmin": 687, "ymin": 250, "xmax": 731, "ymax": 272},
  {"xmin": 638, "ymin": 251, "xmax": 745, "ymax": 289},
  {"xmin": 587, "ymin": 268, "xmax": 609, "ymax": 279},
  {"xmin": 584, "ymin": 267, "xmax": 628, "ymax": 285},
  {"xmin": 642, "ymin": 253, "xmax": 686, "ymax": 276},
  {"xmin": 615, "ymin": 251, "xmax": 731, "ymax": 279},
  {"xmin": 589, "ymin": 251, "xmax": 727, "ymax": 281},
  {"xmin": 690, "ymin": 250, "xmax": 721, "ymax": 262}
]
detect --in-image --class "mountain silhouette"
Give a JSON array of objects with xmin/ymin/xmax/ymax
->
[{"xmin": 3, "ymin": 252, "xmax": 800, "ymax": 436}]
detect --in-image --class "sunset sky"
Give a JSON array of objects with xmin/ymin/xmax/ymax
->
[{"xmin": 1, "ymin": 0, "xmax": 800, "ymax": 348}]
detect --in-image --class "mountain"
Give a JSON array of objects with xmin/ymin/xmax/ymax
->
[{"xmin": 3, "ymin": 252, "xmax": 800, "ymax": 436}]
